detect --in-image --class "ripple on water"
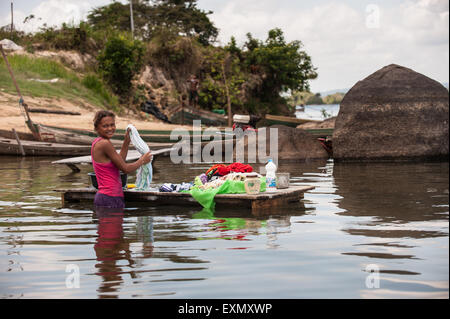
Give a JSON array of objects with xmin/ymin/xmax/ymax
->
[{"xmin": 0, "ymin": 158, "xmax": 448, "ymax": 298}]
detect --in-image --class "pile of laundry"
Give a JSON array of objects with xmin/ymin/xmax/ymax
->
[
  {"xmin": 156, "ymin": 162, "xmax": 257, "ymax": 193},
  {"xmin": 194, "ymin": 172, "xmax": 263, "ymax": 190},
  {"xmin": 159, "ymin": 182, "xmax": 193, "ymax": 193},
  {"xmin": 189, "ymin": 163, "xmax": 266, "ymax": 210},
  {"xmin": 205, "ymin": 163, "xmax": 254, "ymax": 178}
]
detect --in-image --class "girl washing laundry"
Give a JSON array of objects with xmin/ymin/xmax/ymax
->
[{"xmin": 91, "ymin": 110, "xmax": 152, "ymax": 208}]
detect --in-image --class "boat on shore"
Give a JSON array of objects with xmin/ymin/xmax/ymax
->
[
  {"xmin": 36, "ymin": 123, "xmax": 231, "ymax": 144},
  {"xmin": 36, "ymin": 124, "xmax": 126, "ymax": 146},
  {"xmin": 261, "ymin": 114, "xmax": 322, "ymax": 128},
  {"xmin": 0, "ymin": 137, "xmax": 92, "ymax": 156},
  {"xmin": 168, "ymin": 105, "xmax": 228, "ymax": 126},
  {"xmin": 0, "ymin": 129, "xmax": 36, "ymax": 141}
]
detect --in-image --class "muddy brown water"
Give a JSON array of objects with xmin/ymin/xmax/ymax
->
[{"xmin": 0, "ymin": 156, "xmax": 448, "ymax": 298}]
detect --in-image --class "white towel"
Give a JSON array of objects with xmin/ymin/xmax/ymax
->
[{"xmin": 127, "ymin": 124, "xmax": 153, "ymax": 190}]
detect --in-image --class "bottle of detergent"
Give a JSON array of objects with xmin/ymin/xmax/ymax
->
[{"xmin": 265, "ymin": 159, "xmax": 277, "ymax": 189}]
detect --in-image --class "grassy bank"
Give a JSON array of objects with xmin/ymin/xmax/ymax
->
[{"xmin": 0, "ymin": 54, "xmax": 119, "ymax": 110}]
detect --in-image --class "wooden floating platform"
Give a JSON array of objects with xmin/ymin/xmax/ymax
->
[{"xmin": 54, "ymin": 185, "xmax": 315, "ymax": 216}]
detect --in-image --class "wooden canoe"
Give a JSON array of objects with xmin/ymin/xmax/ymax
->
[
  {"xmin": 37, "ymin": 124, "xmax": 126, "ymax": 146},
  {"xmin": 0, "ymin": 137, "xmax": 92, "ymax": 156},
  {"xmin": 168, "ymin": 105, "xmax": 228, "ymax": 126},
  {"xmin": 0, "ymin": 128, "xmax": 37, "ymax": 141},
  {"xmin": 262, "ymin": 114, "xmax": 322, "ymax": 128},
  {"xmin": 37, "ymin": 123, "xmax": 232, "ymax": 144}
]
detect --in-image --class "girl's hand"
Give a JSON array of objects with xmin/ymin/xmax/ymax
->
[
  {"xmin": 141, "ymin": 151, "xmax": 152, "ymax": 165},
  {"xmin": 124, "ymin": 128, "xmax": 131, "ymax": 145}
]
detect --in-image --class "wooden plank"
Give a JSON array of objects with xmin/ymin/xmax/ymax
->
[
  {"xmin": 51, "ymin": 147, "xmax": 175, "ymax": 165},
  {"xmin": 29, "ymin": 108, "xmax": 81, "ymax": 115}
]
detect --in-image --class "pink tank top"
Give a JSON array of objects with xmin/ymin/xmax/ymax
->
[{"xmin": 91, "ymin": 137, "xmax": 124, "ymax": 197}]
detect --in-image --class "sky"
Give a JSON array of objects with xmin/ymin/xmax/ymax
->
[{"xmin": 1, "ymin": 0, "xmax": 448, "ymax": 93}]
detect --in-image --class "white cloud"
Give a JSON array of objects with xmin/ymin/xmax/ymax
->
[
  {"xmin": 1, "ymin": 0, "xmax": 115, "ymax": 33},
  {"xmin": 209, "ymin": 0, "xmax": 449, "ymax": 92}
]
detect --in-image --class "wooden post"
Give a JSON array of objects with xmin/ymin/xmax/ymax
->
[
  {"xmin": 11, "ymin": 1, "xmax": 14, "ymax": 35},
  {"xmin": 12, "ymin": 128, "xmax": 25, "ymax": 156},
  {"xmin": 129, "ymin": 0, "xmax": 135, "ymax": 39},
  {"xmin": 180, "ymin": 96, "xmax": 184, "ymax": 125}
]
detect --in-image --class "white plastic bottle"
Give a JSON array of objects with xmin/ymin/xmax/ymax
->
[{"xmin": 265, "ymin": 159, "xmax": 277, "ymax": 189}]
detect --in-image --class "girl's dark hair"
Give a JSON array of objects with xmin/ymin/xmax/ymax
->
[{"xmin": 93, "ymin": 110, "xmax": 115, "ymax": 129}]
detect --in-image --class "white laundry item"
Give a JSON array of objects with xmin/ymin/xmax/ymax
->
[{"xmin": 127, "ymin": 124, "xmax": 153, "ymax": 190}]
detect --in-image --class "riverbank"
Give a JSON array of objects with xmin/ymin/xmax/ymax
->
[{"xmin": 0, "ymin": 91, "xmax": 195, "ymax": 134}]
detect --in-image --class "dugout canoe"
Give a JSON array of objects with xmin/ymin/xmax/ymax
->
[
  {"xmin": 0, "ymin": 137, "xmax": 92, "ymax": 156},
  {"xmin": 36, "ymin": 124, "xmax": 126, "ymax": 146},
  {"xmin": 261, "ymin": 114, "xmax": 322, "ymax": 128},
  {"xmin": 168, "ymin": 105, "xmax": 228, "ymax": 126},
  {"xmin": 36, "ymin": 123, "xmax": 232, "ymax": 144}
]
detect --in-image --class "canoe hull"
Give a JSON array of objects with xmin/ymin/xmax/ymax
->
[
  {"xmin": 169, "ymin": 107, "xmax": 228, "ymax": 126},
  {"xmin": 261, "ymin": 114, "xmax": 322, "ymax": 128},
  {"xmin": 0, "ymin": 138, "xmax": 91, "ymax": 156}
]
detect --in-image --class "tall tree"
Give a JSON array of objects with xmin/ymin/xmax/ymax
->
[
  {"xmin": 87, "ymin": 1, "xmax": 151, "ymax": 38},
  {"xmin": 87, "ymin": 0, "xmax": 217, "ymax": 45},
  {"xmin": 148, "ymin": 0, "xmax": 218, "ymax": 45},
  {"xmin": 244, "ymin": 28, "xmax": 318, "ymax": 101}
]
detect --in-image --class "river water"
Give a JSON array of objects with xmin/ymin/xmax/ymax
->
[
  {"xmin": 295, "ymin": 104, "xmax": 340, "ymax": 121},
  {"xmin": 0, "ymin": 156, "xmax": 448, "ymax": 299}
]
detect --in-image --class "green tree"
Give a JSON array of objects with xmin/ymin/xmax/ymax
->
[
  {"xmin": 225, "ymin": 36, "xmax": 242, "ymax": 59},
  {"xmin": 148, "ymin": 0, "xmax": 218, "ymax": 45},
  {"xmin": 87, "ymin": 0, "xmax": 217, "ymax": 45},
  {"xmin": 243, "ymin": 28, "xmax": 317, "ymax": 113},
  {"xmin": 306, "ymin": 93, "xmax": 324, "ymax": 105},
  {"xmin": 97, "ymin": 35, "xmax": 145, "ymax": 98},
  {"xmin": 87, "ymin": 1, "xmax": 151, "ymax": 38},
  {"xmin": 245, "ymin": 28, "xmax": 317, "ymax": 97},
  {"xmin": 198, "ymin": 49, "xmax": 245, "ymax": 111}
]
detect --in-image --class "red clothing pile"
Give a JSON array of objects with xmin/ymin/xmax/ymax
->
[{"xmin": 206, "ymin": 163, "xmax": 253, "ymax": 178}]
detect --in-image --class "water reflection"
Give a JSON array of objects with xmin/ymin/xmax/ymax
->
[
  {"xmin": 333, "ymin": 161, "xmax": 449, "ymax": 229},
  {"xmin": 92, "ymin": 207, "xmax": 135, "ymax": 298},
  {"xmin": 0, "ymin": 155, "xmax": 448, "ymax": 298},
  {"xmin": 332, "ymin": 161, "xmax": 449, "ymax": 297}
]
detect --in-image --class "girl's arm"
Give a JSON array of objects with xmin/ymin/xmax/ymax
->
[
  {"xmin": 100, "ymin": 140, "xmax": 152, "ymax": 174},
  {"xmin": 120, "ymin": 128, "xmax": 131, "ymax": 161}
]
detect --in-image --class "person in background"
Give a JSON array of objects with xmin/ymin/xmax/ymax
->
[
  {"xmin": 187, "ymin": 74, "xmax": 200, "ymax": 107},
  {"xmin": 91, "ymin": 110, "xmax": 152, "ymax": 209}
]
